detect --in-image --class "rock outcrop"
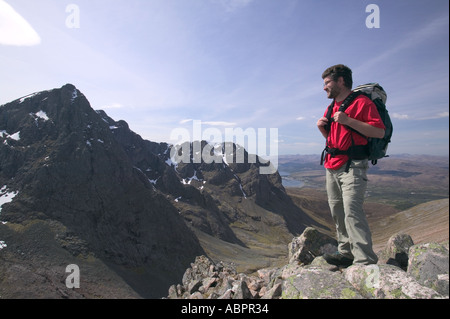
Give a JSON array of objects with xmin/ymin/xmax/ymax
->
[{"xmin": 168, "ymin": 228, "xmax": 449, "ymax": 299}]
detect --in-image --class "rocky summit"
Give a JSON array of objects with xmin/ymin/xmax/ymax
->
[
  {"xmin": 168, "ymin": 228, "xmax": 449, "ymax": 299},
  {"xmin": 0, "ymin": 84, "xmax": 315, "ymax": 298}
]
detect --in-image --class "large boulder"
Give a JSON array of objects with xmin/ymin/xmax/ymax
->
[
  {"xmin": 378, "ymin": 233, "xmax": 414, "ymax": 270},
  {"xmin": 407, "ymin": 243, "xmax": 449, "ymax": 297},
  {"xmin": 288, "ymin": 227, "xmax": 337, "ymax": 264},
  {"xmin": 282, "ymin": 265, "xmax": 363, "ymax": 299},
  {"xmin": 344, "ymin": 264, "xmax": 444, "ymax": 299}
]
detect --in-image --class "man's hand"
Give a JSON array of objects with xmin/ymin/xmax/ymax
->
[
  {"xmin": 317, "ymin": 117, "xmax": 329, "ymax": 128},
  {"xmin": 317, "ymin": 117, "xmax": 329, "ymax": 139},
  {"xmin": 333, "ymin": 111, "xmax": 349, "ymax": 125}
]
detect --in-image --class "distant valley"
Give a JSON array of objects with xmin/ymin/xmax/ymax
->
[
  {"xmin": 279, "ymin": 154, "xmax": 449, "ymax": 252},
  {"xmin": 279, "ymin": 154, "xmax": 449, "ymax": 210}
]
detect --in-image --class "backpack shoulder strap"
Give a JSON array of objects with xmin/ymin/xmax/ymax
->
[
  {"xmin": 339, "ymin": 91, "xmax": 368, "ymax": 138},
  {"xmin": 339, "ymin": 91, "xmax": 363, "ymax": 112},
  {"xmin": 324, "ymin": 101, "xmax": 334, "ymax": 132},
  {"xmin": 324, "ymin": 91, "xmax": 362, "ymax": 132}
]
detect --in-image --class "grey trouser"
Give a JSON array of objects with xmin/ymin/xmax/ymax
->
[{"xmin": 326, "ymin": 159, "xmax": 378, "ymax": 265}]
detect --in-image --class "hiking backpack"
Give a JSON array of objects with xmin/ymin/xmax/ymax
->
[{"xmin": 321, "ymin": 83, "xmax": 393, "ymax": 171}]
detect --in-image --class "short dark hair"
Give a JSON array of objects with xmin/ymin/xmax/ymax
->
[{"xmin": 322, "ymin": 64, "xmax": 353, "ymax": 89}]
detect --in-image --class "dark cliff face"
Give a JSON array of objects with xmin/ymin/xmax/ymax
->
[
  {"xmin": 0, "ymin": 84, "xmax": 204, "ymax": 298},
  {"xmin": 0, "ymin": 84, "xmax": 314, "ymax": 298},
  {"xmin": 94, "ymin": 109, "xmax": 314, "ymax": 246}
]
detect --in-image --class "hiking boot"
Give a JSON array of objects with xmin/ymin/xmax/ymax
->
[{"xmin": 323, "ymin": 252, "xmax": 354, "ymax": 268}]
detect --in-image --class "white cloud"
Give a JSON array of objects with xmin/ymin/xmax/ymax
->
[
  {"xmin": 392, "ymin": 113, "xmax": 409, "ymax": 120},
  {"xmin": 203, "ymin": 121, "xmax": 237, "ymax": 127},
  {"xmin": 0, "ymin": 0, "xmax": 41, "ymax": 46},
  {"xmin": 419, "ymin": 111, "xmax": 450, "ymax": 121},
  {"xmin": 213, "ymin": 0, "xmax": 254, "ymax": 12},
  {"xmin": 393, "ymin": 111, "xmax": 449, "ymax": 121},
  {"xmin": 296, "ymin": 117, "xmax": 306, "ymax": 121}
]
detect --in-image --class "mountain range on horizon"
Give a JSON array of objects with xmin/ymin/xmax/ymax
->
[{"xmin": 0, "ymin": 84, "xmax": 448, "ymax": 299}]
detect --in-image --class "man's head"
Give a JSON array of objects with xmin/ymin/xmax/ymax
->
[{"xmin": 322, "ymin": 64, "xmax": 353, "ymax": 100}]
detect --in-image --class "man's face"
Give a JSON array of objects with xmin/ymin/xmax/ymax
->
[{"xmin": 323, "ymin": 76, "xmax": 340, "ymax": 99}]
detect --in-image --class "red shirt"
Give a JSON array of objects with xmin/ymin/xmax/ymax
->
[{"xmin": 323, "ymin": 94, "xmax": 385, "ymax": 170}]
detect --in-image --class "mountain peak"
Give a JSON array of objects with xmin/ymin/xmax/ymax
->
[
  {"xmin": 0, "ymin": 85, "xmax": 314, "ymax": 298},
  {"xmin": 0, "ymin": 85, "xmax": 207, "ymax": 297}
]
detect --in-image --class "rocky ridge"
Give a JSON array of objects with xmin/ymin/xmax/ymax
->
[
  {"xmin": 168, "ymin": 228, "xmax": 449, "ymax": 299},
  {"xmin": 0, "ymin": 84, "xmax": 314, "ymax": 298}
]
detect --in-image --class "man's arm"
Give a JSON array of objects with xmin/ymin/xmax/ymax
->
[
  {"xmin": 317, "ymin": 117, "xmax": 329, "ymax": 139},
  {"xmin": 333, "ymin": 111, "xmax": 385, "ymax": 138}
]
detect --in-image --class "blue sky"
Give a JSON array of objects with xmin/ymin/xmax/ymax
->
[{"xmin": 1, "ymin": 0, "xmax": 449, "ymax": 157}]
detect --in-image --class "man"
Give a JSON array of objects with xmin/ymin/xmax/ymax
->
[{"xmin": 317, "ymin": 64, "xmax": 385, "ymax": 267}]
